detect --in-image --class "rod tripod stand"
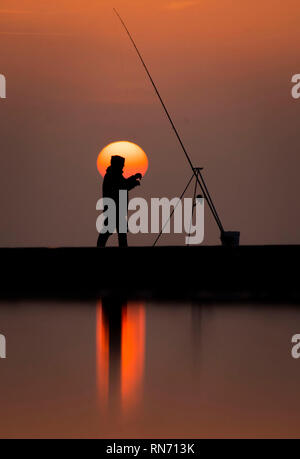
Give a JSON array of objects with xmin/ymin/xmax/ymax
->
[
  {"xmin": 153, "ymin": 167, "xmax": 223, "ymax": 246},
  {"xmin": 114, "ymin": 9, "xmax": 240, "ymax": 247}
]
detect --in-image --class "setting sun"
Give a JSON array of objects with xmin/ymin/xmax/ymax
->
[{"xmin": 97, "ymin": 141, "xmax": 149, "ymax": 178}]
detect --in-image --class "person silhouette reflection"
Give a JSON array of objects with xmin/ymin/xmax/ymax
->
[{"xmin": 97, "ymin": 155, "xmax": 142, "ymax": 247}]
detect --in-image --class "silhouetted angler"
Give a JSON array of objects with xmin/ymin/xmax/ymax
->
[{"xmin": 97, "ymin": 155, "xmax": 142, "ymax": 247}]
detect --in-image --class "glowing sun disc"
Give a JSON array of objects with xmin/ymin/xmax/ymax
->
[{"xmin": 97, "ymin": 141, "xmax": 149, "ymax": 178}]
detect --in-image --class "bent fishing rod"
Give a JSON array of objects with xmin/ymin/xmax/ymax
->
[{"xmin": 113, "ymin": 8, "xmax": 224, "ymax": 234}]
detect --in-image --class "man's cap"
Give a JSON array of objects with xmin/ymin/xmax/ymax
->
[{"xmin": 111, "ymin": 155, "xmax": 125, "ymax": 167}]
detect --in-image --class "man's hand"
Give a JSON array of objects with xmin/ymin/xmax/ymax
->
[{"xmin": 134, "ymin": 173, "xmax": 142, "ymax": 180}]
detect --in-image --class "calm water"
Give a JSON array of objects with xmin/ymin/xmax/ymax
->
[{"xmin": 0, "ymin": 299, "xmax": 300, "ymax": 438}]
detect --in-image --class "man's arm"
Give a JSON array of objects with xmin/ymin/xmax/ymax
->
[{"xmin": 124, "ymin": 173, "xmax": 142, "ymax": 191}]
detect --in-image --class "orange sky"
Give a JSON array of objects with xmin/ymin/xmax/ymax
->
[{"xmin": 0, "ymin": 0, "xmax": 300, "ymax": 246}]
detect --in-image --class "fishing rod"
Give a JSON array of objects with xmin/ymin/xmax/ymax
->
[{"xmin": 113, "ymin": 8, "xmax": 225, "ymax": 235}]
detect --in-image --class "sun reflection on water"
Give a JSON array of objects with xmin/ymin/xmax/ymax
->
[{"xmin": 96, "ymin": 299, "xmax": 145, "ymax": 413}]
